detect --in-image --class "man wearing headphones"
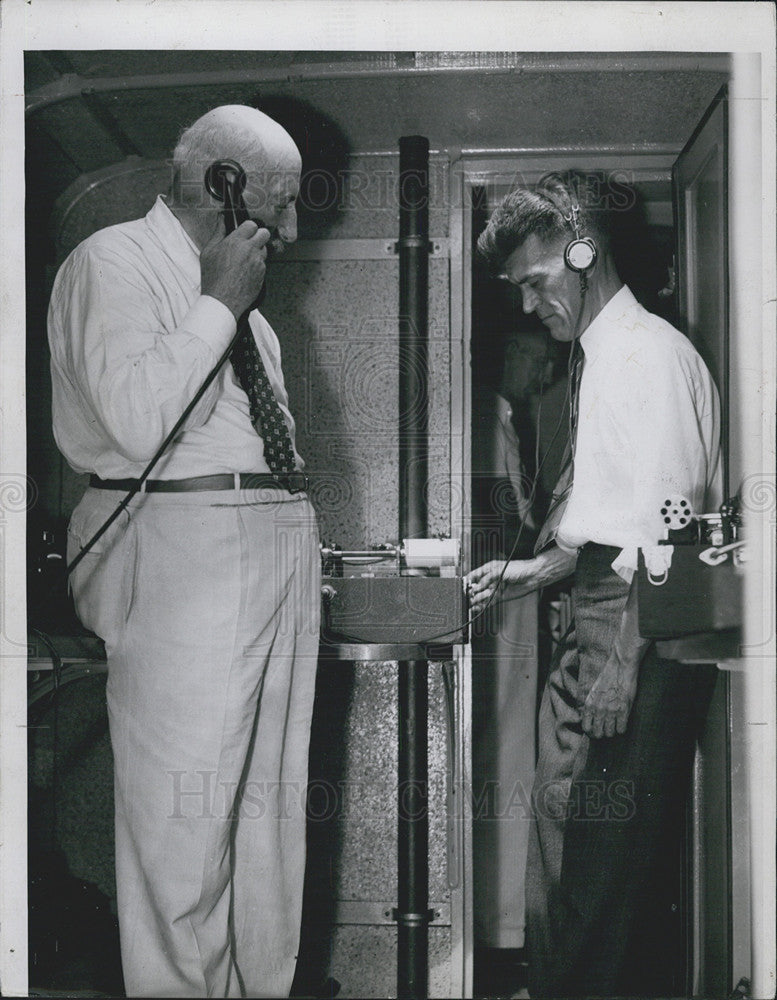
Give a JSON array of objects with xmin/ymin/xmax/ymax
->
[
  {"xmin": 466, "ymin": 172, "xmax": 721, "ymax": 997},
  {"xmin": 48, "ymin": 106, "xmax": 320, "ymax": 997}
]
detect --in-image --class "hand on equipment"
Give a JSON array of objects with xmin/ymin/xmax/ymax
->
[
  {"xmin": 200, "ymin": 221, "xmax": 271, "ymax": 320},
  {"xmin": 464, "ymin": 558, "xmax": 541, "ymax": 610}
]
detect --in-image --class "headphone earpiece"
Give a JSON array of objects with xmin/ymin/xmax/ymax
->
[
  {"xmin": 537, "ymin": 175, "xmax": 598, "ymax": 276},
  {"xmin": 560, "ymin": 200, "xmax": 597, "ymax": 274},
  {"xmin": 564, "ymin": 234, "xmax": 598, "ymax": 273},
  {"xmin": 204, "ymin": 159, "xmax": 247, "ymax": 203}
]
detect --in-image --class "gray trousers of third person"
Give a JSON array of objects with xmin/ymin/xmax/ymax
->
[{"xmin": 526, "ymin": 543, "xmax": 717, "ymax": 999}]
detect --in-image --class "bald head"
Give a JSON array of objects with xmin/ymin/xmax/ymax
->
[
  {"xmin": 173, "ymin": 105, "xmax": 301, "ymax": 179},
  {"xmin": 169, "ymin": 104, "xmax": 302, "ymax": 250}
]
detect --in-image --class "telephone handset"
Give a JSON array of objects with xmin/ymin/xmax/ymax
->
[{"xmin": 205, "ymin": 159, "xmax": 268, "ymax": 305}]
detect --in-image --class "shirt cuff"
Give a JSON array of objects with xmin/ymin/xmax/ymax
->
[{"xmin": 180, "ymin": 295, "xmax": 237, "ymax": 356}]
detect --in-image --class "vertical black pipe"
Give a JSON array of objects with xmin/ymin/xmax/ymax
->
[
  {"xmin": 396, "ymin": 135, "xmax": 431, "ymax": 1000},
  {"xmin": 398, "ymin": 135, "xmax": 429, "ymax": 539}
]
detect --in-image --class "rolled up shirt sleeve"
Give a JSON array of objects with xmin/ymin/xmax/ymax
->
[
  {"xmin": 49, "ymin": 244, "xmax": 236, "ymax": 464},
  {"xmin": 614, "ymin": 340, "xmax": 721, "ymax": 582}
]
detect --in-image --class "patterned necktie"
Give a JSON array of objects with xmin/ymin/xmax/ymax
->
[
  {"xmin": 230, "ymin": 322, "xmax": 297, "ymax": 474},
  {"xmin": 533, "ymin": 338, "xmax": 584, "ymax": 555}
]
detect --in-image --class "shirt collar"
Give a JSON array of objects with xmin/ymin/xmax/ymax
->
[
  {"xmin": 147, "ymin": 194, "xmax": 201, "ymax": 259},
  {"xmin": 579, "ymin": 284, "xmax": 637, "ymax": 358}
]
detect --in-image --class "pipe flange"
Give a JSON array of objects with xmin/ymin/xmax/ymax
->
[{"xmin": 391, "ymin": 908, "xmax": 436, "ymax": 926}]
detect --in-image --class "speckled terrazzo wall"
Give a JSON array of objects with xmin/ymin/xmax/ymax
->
[
  {"xmin": 261, "ymin": 152, "xmax": 452, "ymax": 548},
  {"xmin": 300, "ymin": 659, "xmax": 457, "ymax": 997},
  {"xmin": 263, "ymin": 260, "xmax": 451, "ymax": 547}
]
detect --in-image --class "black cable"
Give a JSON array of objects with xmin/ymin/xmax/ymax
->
[
  {"xmin": 441, "ymin": 287, "xmax": 587, "ymax": 637},
  {"xmin": 417, "ymin": 387, "xmax": 570, "ymax": 644},
  {"xmin": 534, "ymin": 388, "xmax": 544, "ymax": 498},
  {"xmin": 441, "ymin": 660, "xmax": 457, "ymax": 787},
  {"xmin": 66, "ymin": 325, "xmax": 244, "ymax": 577}
]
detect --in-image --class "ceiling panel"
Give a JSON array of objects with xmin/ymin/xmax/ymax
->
[
  {"xmin": 23, "ymin": 52, "xmax": 62, "ymax": 90},
  {"xmin": 32, "ymin": 101, "xmax": 129, "ymax": 172},
  {"xmin": 24, "ymin": 51, "xmax": 728, "ymax": 247},
  {"xmin": 62, "ymin": 50, "xmax": 393, "ymax": 78},
  {"xmin": 27, "ymin": 62, "xmax": 728, "ymax": 161},
  {"xmin": 92, "ymin": 85, "xmax": 270, "ymax": 159}
]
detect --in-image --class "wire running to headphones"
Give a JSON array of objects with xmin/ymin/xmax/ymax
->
[{"xmin": 67, "ymin": 159, "xmax": 258, "ymax": 577}]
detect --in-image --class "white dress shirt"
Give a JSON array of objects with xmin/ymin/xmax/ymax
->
[
  {"xmin": 556, "ymin": 285, "xmax": 721, "ymax": 582},
  {"xmin": 48, "ymin": 194, "xmax": 302, "ymax": 479}
]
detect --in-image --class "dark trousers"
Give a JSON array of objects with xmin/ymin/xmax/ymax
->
[{"xmin": 526, "ymin": 544, "xmax": 716, "ymax": 998}]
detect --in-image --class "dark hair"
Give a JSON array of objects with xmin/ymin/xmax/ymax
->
[{"xmin": 477, "ymin": 169, "xmax": 612, "ymax": 274}]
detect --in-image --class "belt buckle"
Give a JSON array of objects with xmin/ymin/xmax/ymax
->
[{"xmin": 280, "ymin": 472, "xmax": 308, "ymax": 494}]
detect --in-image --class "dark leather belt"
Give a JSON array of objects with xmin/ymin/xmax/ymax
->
[{"xmin": 89, "ymin": 472, "xmax": 309, "ymax": 495}]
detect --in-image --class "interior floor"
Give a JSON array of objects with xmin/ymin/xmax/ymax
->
[{"xmin": 474, "ymin": 947, "xmax": 529, "ymax": 999}]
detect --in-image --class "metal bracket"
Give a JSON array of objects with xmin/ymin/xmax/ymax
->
[
  {"xmin": 389, "ymin": 239, "xmax": 448, "ymax": 257},
  {"xmin": 331, "ymin": 900, "xmax": 449, "ymax": 925},
  {"xmin": 391, "ymin": 907, "xmax": 437, "ymax": 927}
]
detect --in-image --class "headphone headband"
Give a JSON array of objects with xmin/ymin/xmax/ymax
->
[{"xmin": 564, "ymin": 202, "xmax": 582, "ymax": 239}]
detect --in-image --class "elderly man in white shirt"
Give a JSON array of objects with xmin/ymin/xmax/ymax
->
[
  {"xmin": 48, "ymin": 106, "xmax": 320, "ymax": 998},
  {"xmin": 466, "ymin": 171, "xmax": 720, "ymax": 998}
]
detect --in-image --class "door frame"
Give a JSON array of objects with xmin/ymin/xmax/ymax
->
[{"xmin": 673, "ymin": 84, "xmax": 730, "ymax": 501}]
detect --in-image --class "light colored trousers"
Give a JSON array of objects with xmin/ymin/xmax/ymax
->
[{"xmin": 68, "ymin": 486, "xmax": 321, "ymax": 998}]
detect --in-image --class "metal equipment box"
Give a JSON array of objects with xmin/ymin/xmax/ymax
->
[{"xmin": 322, "ymin": 576, "xmax": 467, "ymax": 645}]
